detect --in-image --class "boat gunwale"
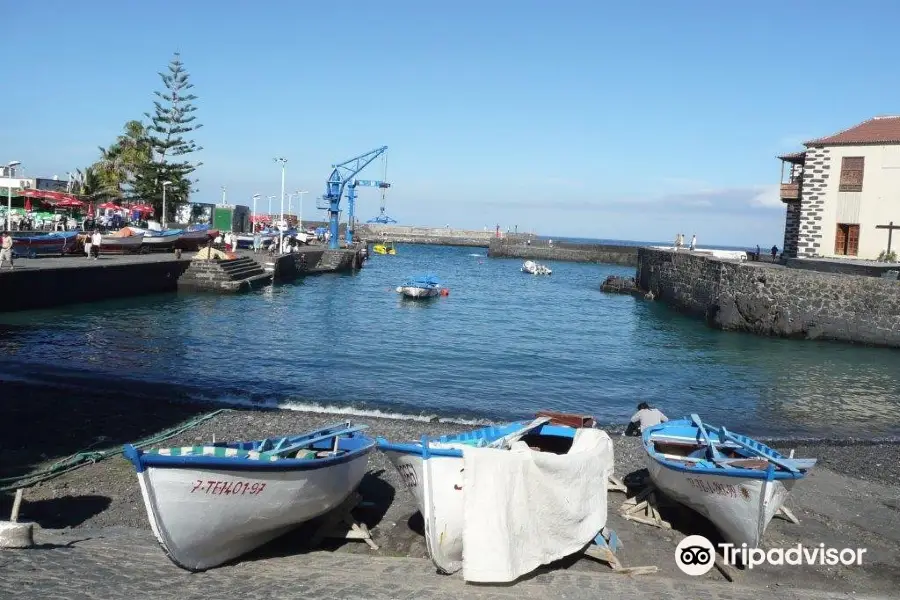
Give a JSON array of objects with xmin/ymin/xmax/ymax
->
[
  {"xmin": 124, "ymin": 435, "xmax": 376, "ymax": 473},
  {"xmin": 643, "ymin": 420, "xmax": 811, "ymax": 481}
]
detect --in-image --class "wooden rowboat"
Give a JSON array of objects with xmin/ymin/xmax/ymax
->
[{"xmin": 124, "ymin": 422, "xmax": 375, "ymax": 571}]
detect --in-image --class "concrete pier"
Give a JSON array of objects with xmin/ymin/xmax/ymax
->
[
  {"xmin": 488, "ymin": 238, "xmax": 639, "ymax": 266},
  {"xmin": 357, "ymin": 224, "xmax": 533, "ymax": 248}
]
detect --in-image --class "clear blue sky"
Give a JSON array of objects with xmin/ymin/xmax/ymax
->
[{"xmin": 3, "ymin": 1, "xmax": 899, "ymax": 246}]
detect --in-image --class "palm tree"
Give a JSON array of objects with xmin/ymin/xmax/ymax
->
[
  {"xmin": 97, "ymin": 120, "xmax": 152, "ymax": 195},
  {"xmin": 77, "ymin": 166, "xmax": 119, "ymax": 204}
]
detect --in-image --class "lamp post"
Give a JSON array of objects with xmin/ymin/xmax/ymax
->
[
  {"xmin": 221, "ymin": 186, "xmax": 227, "ymax": 206},
  {"xmin": 5, "ymin": 161, "xmax": 20, "ymax": 231},
  {"xmin": 252, "ymin": 193, "xmax": 260, "ymax": 232},
  {"xmin": 274, "ymin": 157, "xmax": 287, "ymax": 249},
  {"xmin": 162, "ymin": 181, "xmax": 172, "ymax": 228},
  {"xmin": 267, "ymin": 195, "xmax": 275, "ymax": 219},
  {"xmin": 297, "ymin": 190, "xmax": 308, "ymax": 230}
]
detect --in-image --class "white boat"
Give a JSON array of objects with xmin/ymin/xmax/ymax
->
[
  {"xmin": 396, "ymin": 274, "xmax": 442, "ymax": 299},
  {"xmin": 100, "ymin": 228, "xmax": 145, "ymax": 253},
  {"xmin": 521, "ymin": 260, "xmax": 552, "ymax": 275},
  {"xmin": 377, "ymin": 413, "xmax": 614, "ymax": 580},
  {"xmin": 130, "ymin": 227, "xmax": 183, "ymax": 250},
  {"xmin": 123, "ymin": 422, "xmax": 375, "ymax": 571},
  {"xmin": 643, "ymin": 414, "xmax": 816, "ymax": 548}
]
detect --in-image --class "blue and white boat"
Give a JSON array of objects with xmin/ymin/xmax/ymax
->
[
  {"xmin": 124, "ymin": 422, "xmax": 375, "ymax": 571},
  {"xmin": 378, "ymin": 416, "xmax": 614, "ymax": 578},
  {"xmin": 11, "ymin": 230, "xmax": 79, "ymax": 258},
  {"xmin": 643, "ymin": 414, "xmax": 816, "ymax": 548},
  {"xmin": 396, "ymin": 274, "xmax": 442, "ymax": 299},
  {"xmin": 129, "ymin": 227, "xmax": 183, "ymax": 250}
]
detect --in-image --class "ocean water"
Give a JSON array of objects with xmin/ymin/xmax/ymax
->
[{"xmin": 1, "ymin": 243, "xmax": 898, "ymax": 440}]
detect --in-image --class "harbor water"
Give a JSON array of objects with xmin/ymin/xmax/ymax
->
[{"xmin": 1, "ymin": 243, "xmax": 898, "ymax": 440}]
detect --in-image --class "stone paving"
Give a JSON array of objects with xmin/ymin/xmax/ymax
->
[{"xmin": 0, "ymin": 527, "xmax": 890, "ymax": 600}]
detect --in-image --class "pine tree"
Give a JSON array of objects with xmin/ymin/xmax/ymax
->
[{"xmin": 133, "ymin": 52, "xmax": 203, "ymax": 221}]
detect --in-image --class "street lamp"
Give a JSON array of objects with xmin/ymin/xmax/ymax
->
[
  {"xmin": 274, "ymin": 157, "xmax": 287, "ymax": 249},
  {"xmin": 6, "ymin": 161, "xmax": 20, "ymax": 231},
  {"xmin": 252, "ymin": 193, "xmax": 260, "ymax": 232},
  {"xmin": 296, "ymin": 190, "xmax": 308, "ymax": 230},
  {"xmin": 267, "ymin": 195, "xmax": 275, "ymax": 219},
  {"xmin": 162, "ymin": 181, "xmax": 173, "ymax": 228}
]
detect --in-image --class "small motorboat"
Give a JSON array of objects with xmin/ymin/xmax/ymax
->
[
  {"xmin": 396, "ymin": 274, "xmax": 442, "ymax": 299},
  {"xmin": 130, "ymin": 227, "xmax": 183, "ymax": 251},
  {"xmin": 373, "ymin": 241, "xmax": 396, "ymax": 255},
  {"xmin": 11, "ymin": 230, "xmax": 79, "ymax": 258},
  {"xmin": 100, "ymin": 227, "xmax": 145, "ymax": 254},
  {"xmin": 521, "ymin": 260, "xmax": 552, "ymax": 275},
  {"xmin": 377, "ymin": 412, "xmax": 614, "ymax": 582},
  {"xmin": 124, "ymin": 422, "xmax": 375, "ymax": 571},
  {"xmin": 643, "ymin": 414, "xmax": 816, "ymax": 548}
]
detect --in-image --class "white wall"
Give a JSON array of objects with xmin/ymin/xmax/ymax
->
[{"xmin": 819, "ymin": 144, "xmax": 900, "ymax": 260}]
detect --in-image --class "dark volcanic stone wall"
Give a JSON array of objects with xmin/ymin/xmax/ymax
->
[
  {"xmin": 488, "ymin": 240, "xmax": 638, "ymax": 266},
  {"xmin": 636, "ymin": 247, "xmax": 900, "ymax": 347}
]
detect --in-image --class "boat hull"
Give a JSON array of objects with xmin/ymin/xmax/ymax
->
[
  {"xmin": 99, "ymin": 234, "xmax": 145, "ymax": 254},
  {"xmin": 11, "ymin": 231, "xmax": 79, "ymax": 258},
  {"xmin": 646, "ymin": 455, "xmax": 793, "ymax": 547},
  {"xmin": 143, "ymin": 232, "xmax": 182, "ymax": 249},
  {"xmin": 131, "ymin": 448, "xmax": 371, "ymax": 571},
  {"xmin": 397, "ymin": 286, "xmax": 439, "ymax": 298},
  {"xmin": 380, "ymin": 449, "xmax": 466, "ymax": 573}
]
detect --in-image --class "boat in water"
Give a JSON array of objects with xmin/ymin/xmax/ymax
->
[
  {"xmin": 373, "ymin": 241, "xmax": 396, "ymax": 255},
  {"xmin": 521, "ymin": 260, "xmax": 552, "ymax": 275},
  {"xmin": 11, "ymin": 230, "xmax": 79, "ymax": 258},
  {"xmin": 124, "ymin": 422, "xmax": 375, "ymax": 571},
  {"xmin": 100, "ymin": 227, "xmax": 145, "ymax": 254},
  {"xmin": 377, "ymin": 413, "xmax": 614, "ymax": 581},
  {"xmin": 643, "ymin": 414, "xmax": 816, "ymax": 548},
  {"xmin": 396, "ymin": 274, "xmax": 442, "ymax": 299},
  {"xmin": 129, "ymin": 227, "xmax": 183, "ymax": 251}
]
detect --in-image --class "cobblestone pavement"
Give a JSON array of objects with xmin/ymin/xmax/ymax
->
[{"xmin": 0, "ymin": 528, "xmax": 891, "ymax": 600}]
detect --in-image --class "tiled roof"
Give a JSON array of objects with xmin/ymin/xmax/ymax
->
[
  {"xmin": 777, "ymin": 150, "xmax": 806, "ymax": 162},
  {"xmin": 805, "ymin": 116, "xmax": 900, "ymax": 146}
]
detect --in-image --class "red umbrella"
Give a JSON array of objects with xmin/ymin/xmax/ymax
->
[
  {"xmin": 24, "ymin": 198, "xmax": 32, "ymax": 211},
  {"xmin": 130, "ymin": 204, "xmax": 154, "ymax": 214},
  {"xmin": 99, "ymin": 202, "xmax": 123, "ymax": 211},
  {"xmin": 56, "ymin": 198, "xmax": 85, "ymax": 208},
  {"xmin": 88, "ymin": 202, "xmax": 95, "ymax": 215}
]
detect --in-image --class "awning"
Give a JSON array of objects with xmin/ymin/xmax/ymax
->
[{"xmin": 20, "ymin": 188, "xmax": 82, "ymax": 204}]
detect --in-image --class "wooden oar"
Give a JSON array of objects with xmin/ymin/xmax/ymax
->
[
  {"xmin": 262, "ymin": 424, "xmax": 369, "ymax": 458},
  {"xmin": 486, "ymin": 417, "xmax": 552, "ymax": 449},
  {"xmin": 255, "ymin": 422, "xmax": 354, "ymax": 452},
  {"xmin": 714, "ymin": 426, "xmax": 800, "ymax": 474},
  {"xmin": 690, "ymin": 413, "xmax": 723, "ymax": 461}
]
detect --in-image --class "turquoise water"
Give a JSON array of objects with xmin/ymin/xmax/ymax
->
[{"xmin": 1, "ymin": 244, "xmax": 898, "ymax": 439}]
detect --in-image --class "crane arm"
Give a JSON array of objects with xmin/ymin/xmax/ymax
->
[
  {"xmin": 323, "ymin": 146, "xmax": 388, "ymax": 201},
  {"xmin": 352, "ymin": 180, "xmax": 391, "ymax": 189}
]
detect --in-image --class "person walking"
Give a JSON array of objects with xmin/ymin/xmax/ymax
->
[
  {"xmin": 771, "ymin": 245, "xmax": 779, "ymax": 260},
  {"xmin": 0, "ymin": 231, "xmax": 14, "ymax": 270},
  {"xmin": 689, "ymin": 234, "xmax": 697, "ymax": 251},
  {"xmin": 90, "ymin": 230, "xmax": 102, "ymax": 259}
]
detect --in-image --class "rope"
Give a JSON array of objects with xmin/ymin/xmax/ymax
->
[{"xmin": 0, "ymin": 409, "xmax": 228, "ymax": 492}]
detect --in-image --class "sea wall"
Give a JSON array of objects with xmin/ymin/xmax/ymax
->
[
  {"xmin": 0, "ymin": 259, "xmax": 192, "ymax": 313},
  {"xmin": 357, "ymin": 225, "xmax": 531, "ymax": 248},
  {"xmin": 636, "ymin": 247, "xmax": 900, "ymax": 347},
  {"xmin": 489, "ymin": 239, "xmax": 639, "ymax": 266}
]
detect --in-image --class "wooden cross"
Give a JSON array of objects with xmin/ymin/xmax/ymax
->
[{"xmin": 876, "ymin": 221, "xmax": 900, "ymax": 253}]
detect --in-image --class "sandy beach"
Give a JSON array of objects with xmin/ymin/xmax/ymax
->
[{"xmin": 2, "ymin": 381, "xmax": 899, "ymax": 594}]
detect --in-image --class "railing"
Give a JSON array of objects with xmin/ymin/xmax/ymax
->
[{"xmin": 780, "ymin": 182, "xmax": 801, "ymax": 200}]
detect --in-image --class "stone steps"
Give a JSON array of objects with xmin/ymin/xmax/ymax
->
[{"xmin": 177, "ymin": 256, "xmax": 273, "ymax": 293}]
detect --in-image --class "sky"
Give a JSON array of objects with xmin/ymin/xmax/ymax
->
[{"xmin": 3, "ymin": 1, "xmax": 900, "ymax": 246}]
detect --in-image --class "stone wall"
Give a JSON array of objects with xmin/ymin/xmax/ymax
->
[
  {"xmin": 796, "ymin": 146, "xmax": 831, "ymax": 257},
  {"xmin": 357, "ymin": 224, "xmax": 532, "ymax": 248},
  {"xmin": 489, "ymin": 239, "xmax": 638, "ymax": 265},
  {"xmin": 783, "ymin": 200, "xmax": 801, "ymax": 258},
  {"xmin": 636, "ymin": 247, "xmax": 900, "ymax": 347}
]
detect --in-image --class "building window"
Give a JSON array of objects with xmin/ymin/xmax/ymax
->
[
  {"xmin": 839, "ymin": 157, "xmax": 864, "ymax": 192},
  {"xmin": 834, "ymin": 223, "xmax": 860, "ymax": 256}
]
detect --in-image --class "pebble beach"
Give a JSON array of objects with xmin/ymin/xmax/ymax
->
[{"xmin": 2, "ymin": 381, "xmax": 899, "ymax": 595}]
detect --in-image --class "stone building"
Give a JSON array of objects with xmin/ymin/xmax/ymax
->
[{"xmin": 779, "ymin": 115, "xmax": 900, "ymax": 260}]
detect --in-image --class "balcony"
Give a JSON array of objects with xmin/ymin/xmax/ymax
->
[{"xmin": 780, "ymin": 182, "xmax": 801, "ymax": 201}]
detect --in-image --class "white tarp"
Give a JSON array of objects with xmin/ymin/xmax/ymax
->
[{"xmin": 460, "ymin": 427, "xmax": 614, "ymax": 583}]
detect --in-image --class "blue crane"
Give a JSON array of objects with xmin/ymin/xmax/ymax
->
[
  {"xmin": 348, "ymin": 179, "xmax": 392, "ymax": 240},
  {"xmin": 318, "ymin": 146, "xmax": 388, "ymax": 249}
]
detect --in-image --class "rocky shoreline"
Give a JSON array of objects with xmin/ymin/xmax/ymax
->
[{"xmin": 1, "ymin": 385, "xmax": 899, "ymax": 593}]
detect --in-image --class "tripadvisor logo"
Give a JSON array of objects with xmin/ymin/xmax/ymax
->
[{"xmin": 675, "ymin": 535, "xmax": 867, "ymax": 575}]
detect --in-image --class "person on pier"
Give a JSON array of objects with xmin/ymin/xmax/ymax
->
[
  {"xmin": 624, "ymin": 402, "xmax": 668, "ymax": 436},
  {"xmin": 0, "ymin": 231, "xmax": 14, "ymax": 270}
]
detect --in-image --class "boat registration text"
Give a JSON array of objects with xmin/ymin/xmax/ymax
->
[{"xmin": 190, "ymin": 480, "xmax": 267, "ymax": 496}]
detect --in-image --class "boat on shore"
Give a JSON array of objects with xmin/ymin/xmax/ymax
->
[
  {"xmin": 377, "ymin": 412, "xmax": 613, "ymax": 580},
  {"xmin": 521, "ymin": 260, "xmax": 552, "ymax": 275},
  {"xmin": 396, "ymin": 274, "xmax": 442, "ymax": 299},
  {"xmin": 100, "ymin": 228, "xmax": 145, "ymax": 254},
  {"xmin": 130, "ymin": 228, "xmax": 183, "ymax": 251},
  {"xmin": 177, "ymin": 224, "xmax": 218, "ymax": 250},
  {"xmin": 643, "ymin": 414, "xmax": 816, "ymax": 548},
  {"xmin": 11, "ymin": 230, "xmax": 79, "ymax": 258},
  {"xmin": 123, "ymin": 422, "xmax": 375, "ymax": 571}
]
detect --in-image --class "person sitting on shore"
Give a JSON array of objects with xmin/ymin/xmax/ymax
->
[{"xmin": 624, "ymin": 402, "xmax": 668, "ymax": 436}]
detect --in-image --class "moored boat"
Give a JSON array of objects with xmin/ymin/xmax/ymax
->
[
  {"xmin": 377, "ymin": 413, "xmax": 613, "ymax": 581},
  {"xmin": 124, "ymin": 422, "xmax": 375, "ymax": 571},
  {"xmin": 521, "ymin": 260, "xmax": 552, "ymax": 275},
  {"xmin": 396, "ymin": 274, "xmax": 441, "ymax": 299},
  {"xmin": 100, "ymin": 227, "xmax": 145, "ymax": 254},
  {"xmin": 373, "ymin": 241, "xmax": 396, "ymax": 255},
  {"xmin": 11, "ymin": 230, "xmax": 79, "ymax": 258},
  {"xmin": 643, "ymin": 414, "xmax": 816, "ymax": 548}
]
